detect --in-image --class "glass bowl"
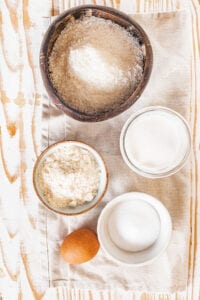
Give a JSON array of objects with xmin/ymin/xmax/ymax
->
[{"xmin": 120, "ymin": 106, "xmax": 191, "ymax": 178}]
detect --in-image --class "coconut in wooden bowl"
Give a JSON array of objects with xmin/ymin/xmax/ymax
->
[{"xmin": 40, "ymin": 5, "xmax": 153, "ymax": 122}]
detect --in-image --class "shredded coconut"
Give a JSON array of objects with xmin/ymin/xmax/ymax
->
[
  {"xmin": 48, "ymin": 15, "xmax": 144, "ymax": 114},
  {"xmin": 38, "ymin": 145, "xmax": 100, "ymax": 208}
]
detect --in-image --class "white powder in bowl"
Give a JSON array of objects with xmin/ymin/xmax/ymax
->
[
  {"xmin": 108, "ymin": 200, "xmax": 160, "ymax": 252},
  {"xmin": 37, "ymin": 144, "xmax": 100, "ymax": 208},
  {"xmin": 68, "ymin": 44, "xmax": 129, "ymax": 90}
]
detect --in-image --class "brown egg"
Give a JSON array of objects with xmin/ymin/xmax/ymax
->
[{"xmin": 60, "ymin": 228, "xmax": 100, "ymax": 264}]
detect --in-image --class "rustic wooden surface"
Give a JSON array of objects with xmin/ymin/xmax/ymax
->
[{"xmin": 0, "ymin": 0, "xmax": 200, "ymax": 299}]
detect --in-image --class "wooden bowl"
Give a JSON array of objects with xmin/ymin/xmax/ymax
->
[{"xmin": 40, "ymin": 5, "xmax": 153, "ymax": 122}]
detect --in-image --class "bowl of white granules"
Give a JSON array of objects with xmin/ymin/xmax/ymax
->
[
  {"xmin": 40, "ymin": 5, "xmax": 152, "ymax": 122},
  {"xmin": 120, "ymin": 107, "xmax": 191, "ymax": 178},
  {"xmin": 33, "ymin": 141, "xmax": 108, "ymax": 215},
  {"xmin": 97, "ymin": 192, "xmax": 172, "ymax": 266}
]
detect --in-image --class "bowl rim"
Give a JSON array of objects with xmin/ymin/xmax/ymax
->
[
  {"xmin": 97, "ymin": 192, "xmax": 172, "ymax": 266},
  {"xmin": 40, "ymin": 4, "xmax": 153, "ymax": 122},
  {"xmin": 120, "ymin": 106, "xmax": 192, "ymax": 178},
  {"xmin": 33, "ymin": 140, "xmax": 108, "ymax": 216}
]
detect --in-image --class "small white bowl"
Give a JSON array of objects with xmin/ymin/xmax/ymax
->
[
  {"xmin": 97, "ymin": 192, "xmax": 172, "ymax": 266},
  {"xmin": 33, "ymin": 141, "xmax": 108, "ymax": 216}
]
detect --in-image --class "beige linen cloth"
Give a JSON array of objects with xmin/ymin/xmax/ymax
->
[{"xmin": 39, "ymin": 9, "xmax": 192, "ymax": 292}]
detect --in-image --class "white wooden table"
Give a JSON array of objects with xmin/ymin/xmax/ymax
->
[{"xmin": 0, "ymin": 0, "xmax": 200, "ymax": 299}]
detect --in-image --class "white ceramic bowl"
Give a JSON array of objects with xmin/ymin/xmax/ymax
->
[
  {"xmin": 33, "ymin": 141, "xmax": 108, "ymax": 216},
  {"xmin": 97, "ymin": 192, "xmax": 172, "ymax": 266}
]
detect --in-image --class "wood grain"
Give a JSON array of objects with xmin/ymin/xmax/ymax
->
[{"xmin": 0, "ymin": 0, "xmax": 199, "ymax": 299}]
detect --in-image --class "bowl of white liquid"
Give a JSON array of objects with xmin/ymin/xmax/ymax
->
[
  {"xmin": 97, "ymin": 192, "xmax": 172, "ymax": 266},
  {"xmin": 120, "ymin": 106, "xmax": 191, "ymax": 178}
]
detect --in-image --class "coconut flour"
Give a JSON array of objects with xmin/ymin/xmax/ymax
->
[
  {"xmin": 38, "ymin": 144, "xmax": 100, "ymax": 208},
  {"xmin": 48, "ymin": 15, "xmax": 144, "ymax": 114}
]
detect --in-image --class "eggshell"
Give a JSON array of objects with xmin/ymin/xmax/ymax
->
[{"xmin": 60, "ymin": 228, "xmax": 100, "ymax": 264}]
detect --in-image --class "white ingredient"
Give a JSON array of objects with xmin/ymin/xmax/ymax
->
[
  {"xmin": 38, "ymin": 145, "xmax": 100, "ymax": 208},
  {"xmin": 124, "ymin": 110, "xmax": 189, "ymax": 173},
  {"xmin": 108, "ymin": 200, "xmax": 160, "ymax": 252},
  {"xmin": 69, "ymin": 44, "xmax": 128, "ymax": 90}
]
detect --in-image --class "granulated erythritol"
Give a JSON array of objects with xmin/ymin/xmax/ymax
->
[
  {"xmin": 108, "ymin": 200, "xmax": 160, "ymax": 252},
  {"xmin": 123, "ymin": 109, "xmax": 190, "ymax": 175}
]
